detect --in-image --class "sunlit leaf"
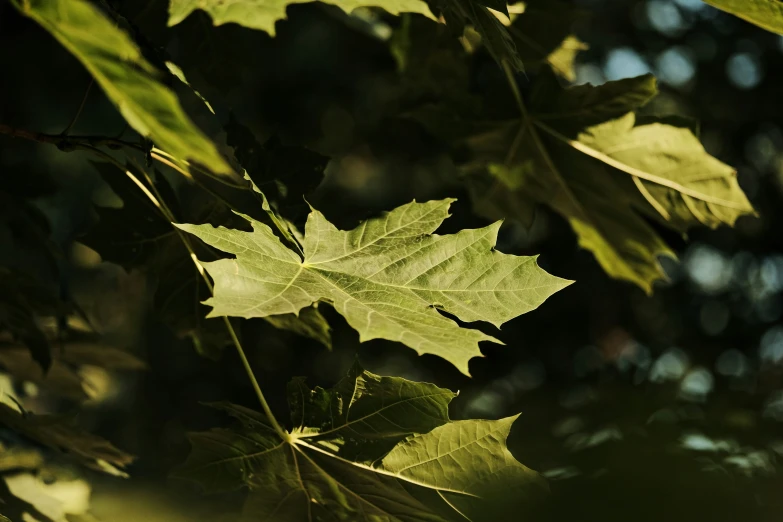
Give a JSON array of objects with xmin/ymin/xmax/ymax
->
[
  {"xmin": 168, "ymin": 0, "xmax": 435, "ymax": 35},
  {"xmin": 703, "ymin": 0, "xmax": 783, "ymax": 34},
  {"xmin": 11, "ymin": 0, "xmax": 232, "ymax": 175},
  {"xmin": 178, "ymin": 198, "xmax": 570, "ymax": 375},
  {"xmin": 81, "ymin": 162, "xmax": 333, "ymax": 353},
  {"xmin": 380, "ymin": 415, "xmax": 548, "ymax": 521},
  {"xmin": 175, "ymin": 364, "xmax": 546, "ymax": 521},
  {"xmin": 421, "ymin": 72, "xmax": 754, "ymax": 293}
]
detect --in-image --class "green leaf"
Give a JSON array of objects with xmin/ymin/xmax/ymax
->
[
  {"xmin": 429, "ymin": 73, "xmax": 754, "ymax": 293},
  {"xmin": 12, "ymin": 0, "xmax": 231, "ymax": 175},
  {"xmin": 508, "ymin": 0, "xmax": 589, "ymax": 80},
  {"xmin": 81, "ymin": 162, "xmax": 333, "ymax": 353},
  {"xmin": 166, "ymin": 61, "xmax": 216, "ymax": 115},
  {"xmin": 177, "ymin": 198, "xmax": 570, "ymax": 375},
  {"xmin": 437, "ymin": 0, "xmax": 524, "ymax": 71},
  {"xmin": 265, "ymin": 305, "xmax": 333, "ymax": 349},
  {"xmin": 0, "ymin": 330, "xmax": 146, "ymax": 401},
  {"xmin": 703, "ymin": 0, "xmax": 783, "ymax": 34},
  {"xmin": 380, "ymin": 416, "xmax": 548, "ymax": 521},
  {"xmin": 168, "ymin": 0, "xmax": 436, "ymax": 35},
  {"xmin": 0, "ymin": 269, "xmax": 63, "ymax": 372},
  {"xmin": 168, "ymin": 0, "xmax": 525, "ymax": 72},
  {"xmin": 288, "ymin": 362, "xmax": 455, "ymax": 440},
  {"xmin": 225, "ymin": 115, "xmax": 328, "ymax": 220},
  {"xmin": 0, "ymin": 403, "xmax": 134, "ymax": 476},
  {"xmin": 175, "ymin": 364, "xmax": 546, "ymax": 521}
]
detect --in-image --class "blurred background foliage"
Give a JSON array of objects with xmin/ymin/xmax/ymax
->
[{"xmin": 1, "ymin": 0, "xmax": 783, "ymax": 520}]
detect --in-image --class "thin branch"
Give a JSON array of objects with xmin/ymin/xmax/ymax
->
[
  {"xmin": 0, "ymin": 124, "xmax": 291, "ymax": 443},
  {"xmin": 126, "ymin": 156, "xmax": 291, "ymax": 443},
  {"xmin": 61, "ymin": 78, "xmax": 94, "ymax": 136},
  {"xmin": 0, "ymin": 123, "xmax": 246, "ymax": 190},
  {"xmin": 0, "ymin": 124, "xmax": 144, "ymax": 153}
]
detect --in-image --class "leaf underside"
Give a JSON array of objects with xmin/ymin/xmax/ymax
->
[
  {"xmin": 13, "ymin": 0, "xmax": 231, "ymax": 174},
  {"xmin": 175, "ymin": 363, "xmax": 547, "ymax": 521},
  {"xmin": 178, "ymin": 198, "xmax": 570, "ymax": 375},
  {"xmin": 422, "ymin": 72, "xmax": 754, "ymax": 293}
]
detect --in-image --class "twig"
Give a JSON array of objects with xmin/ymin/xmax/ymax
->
[
  {"xmin": 61, "ymin": 79, "xmax": 94, "ymax": 136},
  {"xmin": 0, "ymin": 125, "xmax": 290, "ymax": 441},
  {"xmin": 128, "ymin": 157, "xmax": 290, "ymax": 442},
  {"xmin": 0, "ymin": 124, "xmax": 144, "ymax": 153}
]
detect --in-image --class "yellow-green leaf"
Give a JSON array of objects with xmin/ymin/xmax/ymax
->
[
  {"xmin": 703, "ymin": 0, "xmax": 783, "ymax": 34},
  {"xmin": 175, "ymin": 364, "xmax": 546, "ymax": 521},
  {"xmin": 168, "ymin": 0, "xmax": 435, "ymax": 35},
  {"xmin": 12, "ymin": 0, "xmax": 231, "ymax": 174},
  {"xmin": 177, "ymin": 198, "xmax": 570, "ymax": 375},
  {"xmin": 434, "ymin": 73, "xmax": 754, "ymax": 293}
]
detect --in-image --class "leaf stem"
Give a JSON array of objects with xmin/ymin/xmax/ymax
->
[
  {"xmin": 0, "ymin": 124, "xmax": 144, "ymax": 152},
  {"xmin": 0, "ymin": 124, "xmax": 291, "ymax": 443},
  {"xmin": 61, "ymin": 78, "xmax": 94, "ymax": 136},
  {"xmin": 125, "ymin": 157, "xmax": 291, "ymax": 443}
]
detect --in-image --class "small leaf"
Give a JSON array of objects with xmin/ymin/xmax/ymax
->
[
  {"xmin": 265, "ymin": 306, "xmax": 332, "ymax": 349},
  {"xmin": 703, "ymin": 0, "xmax": 783, "ymax": 34},
  {"xmin": 438, "ymin": 0, "xmax": 524, "ymax": 71},
  {"xmin": 178, "ymin": 198, "xmax": 570, "ymax": 375},
  {"xmin": 508, "ymin": 0, "xmax": 588, "ymax": 80},
  {"xmin": 12, "ymin": 0, "xmax": 231, "ymax": 175},
  {"xmin": 81, "ymin": 162, "xmax": 332, "ymax": 353},
  {"xmin": 290, "ymin": 362, "xmax": 455, "ymax": 440},
  {"xmin": 168, "ymin": 0, "xmax": 436, "ymax": 35}
]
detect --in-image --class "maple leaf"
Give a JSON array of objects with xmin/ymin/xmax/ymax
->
[
  {"xmin": 175, "ymin": 363, "xmax": 547, "ymax": 521},
  {"xmin": 178, "ymin": 198, "xmax": 570, "ymax": 375},
  {"xmin": 81, "ymin": 162, "xmax": 332, "ymax": 353},
  {"xmin": 168, "ymin": 0, "xmax": 436, "ymax": 35},
  {"xmin": 418, "ymin": 72, "xmax": 755, "ymax": 293}
]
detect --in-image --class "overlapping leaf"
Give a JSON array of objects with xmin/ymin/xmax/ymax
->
[
  {"xmin": 178, "ymin": 198, "xmax": 569, "ymax": 375},
  {"xmin": 507, "ymin": 0, "xmax": 588, "ymax": 81},
  {"xmin": 703, "ymin": 0, "xmax": 783, "ymax": 34},
  {"xmin": 168, "ymin": 0, "xmax": 435, "ymax": 35},
  {"xmin": 0, "ymin": 403, "xmax": 134, "ymax": 477},
  {"xmin": 11, "ymin": 0, "xmax": 231, "ymax": 175},
  {"xmin": 0, "ymin": 322, "xmax": 146, "ymax": 401},
  {"xmin": 175, "ymin": 364, "xmax": 547, "ymax": 521},
  {"xmin": 422, "ymin": 72, "xmax": 754, "ymax": 293},
  {"xmin": 436, "ymin": 0, "xmax": 524, "ymax": 71},
  {"xmin": 80, "ymin": 162, "xmax": 332, "ymax": 354},
  {"xmin": 168, "ymin": 0, "xmax": 525, "ymax": 71}
]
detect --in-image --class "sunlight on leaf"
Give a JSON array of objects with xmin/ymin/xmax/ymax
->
[
  {"xmin": 178, "ymin": 199, "xmax": 570, "ymax": 375},
  {"xmin": 175, "ymin": 364, "xmax": 547, "ymax": 521},
  {"xmin": 11, "ymin": 0, "xmax": 232, "ymax": 175},
  {"xmin": 422, "ymin": 72, "xmax": 755, "ymax": 293},
  {"xmin": 703, "ymin": 0, "xmax": 783, "ymax": 35},
  {"xmin": 168, "ymin": 0, "xmax": 435, "ymax": 35}
]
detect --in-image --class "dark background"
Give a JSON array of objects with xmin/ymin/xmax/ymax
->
[{"xmin": 1, "ymin": 0, "xmax": 782, "ymax": 520}]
